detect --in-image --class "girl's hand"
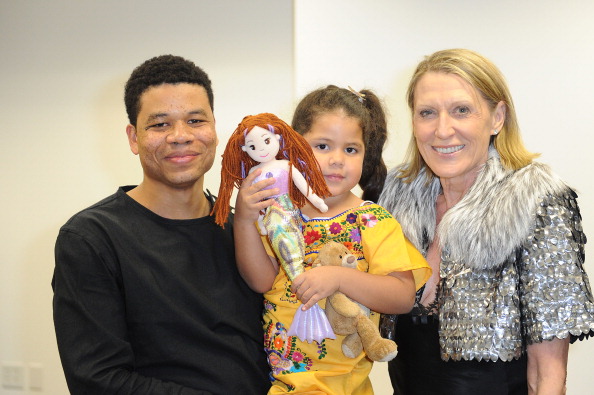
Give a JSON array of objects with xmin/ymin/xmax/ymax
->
[
  {"xmin": 234, "ymin": 169, "xmax": 278, "ymax": 225},
  {"xmin": 291, "ymin": 266, "xmax": 341, "ymax": 310}
]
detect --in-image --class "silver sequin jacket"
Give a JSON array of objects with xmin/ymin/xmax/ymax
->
[{"xmin": 379, "ymin": 147, "xmax": 594, "ymax": 362}]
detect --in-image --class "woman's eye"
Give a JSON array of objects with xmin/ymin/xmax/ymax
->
[
  {"xmin": 419, "ymin": 109, "xmax": 433, "ymax": 118},
  {"xmin": 454, "ymin": 106, "xmax": 470, "ymax": 116}
]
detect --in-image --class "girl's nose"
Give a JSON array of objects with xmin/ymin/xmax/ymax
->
[{"xmin": 329, "ymin": 152, "xmax": 344, "ymax": 167}]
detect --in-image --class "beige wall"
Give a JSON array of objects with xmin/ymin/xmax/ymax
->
[
  {"xmin": 0, "ymin": 1, "xmax": 293, "ymax": 393},
  {"xmin": 2, "ymin": 0, "xmax": 593, "ymax": 394}
]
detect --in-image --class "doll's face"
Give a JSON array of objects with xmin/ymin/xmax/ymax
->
[{"xmin": 242, "ymin": 126, "xmax": 280, "ymax": 163}]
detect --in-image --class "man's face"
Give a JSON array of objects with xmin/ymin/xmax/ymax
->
[{"xmin": 126, "ymin": 83, "xmax": 218, "ymax": 191}]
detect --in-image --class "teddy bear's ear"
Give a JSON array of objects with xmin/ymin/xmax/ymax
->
[{"xmin": 313, "ymin": 257, "xmax": 321, "ymax": 267}]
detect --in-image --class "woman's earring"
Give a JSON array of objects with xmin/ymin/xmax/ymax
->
[{"xmin": 493, "ymin": 129, "xmax": 500, "ymax": 135}]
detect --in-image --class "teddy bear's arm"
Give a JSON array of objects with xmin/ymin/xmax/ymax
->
[{"xmin": 328, "ymin": 292, "xmax": 362, "ymax": 318}]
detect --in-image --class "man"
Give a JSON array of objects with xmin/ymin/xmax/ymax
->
[{"xmin": 52, "ymin": 55, "xmax": 270, "ymax": 394}]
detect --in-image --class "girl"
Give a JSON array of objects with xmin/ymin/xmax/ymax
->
[{"xmin": 234, "ymin": 86, "xmax": 431, "ymax": 394}]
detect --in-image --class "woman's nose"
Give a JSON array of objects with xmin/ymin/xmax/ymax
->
[{"xmin": 435, "ymin": 114, "xmax": 455, "ymax": 139}]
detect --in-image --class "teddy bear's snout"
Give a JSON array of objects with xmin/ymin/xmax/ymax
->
[{"xmin": 344, "ymin": 255, "xmax": 357, "ymax": 268}]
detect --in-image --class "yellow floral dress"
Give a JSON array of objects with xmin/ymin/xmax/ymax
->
[{"xmin": 263, "ymin": 203, "xmax": 431, "ymax": 394}]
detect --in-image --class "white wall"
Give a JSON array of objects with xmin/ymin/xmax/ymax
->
[
  {"xmin": 294, "ymin": 1, "xmax": 594, "ymax": 394},
  {"xmin": 0, "ymin": 1, "xmax": 293, "ymax": 394},
  {"xmin": 2, "ymin": 0, "xmax": 593, "ymax": 394}
]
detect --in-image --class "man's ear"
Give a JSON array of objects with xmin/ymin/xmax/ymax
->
[{"xmin": 126, "ymin": 124, "xmax": 139, "ymax": 155}]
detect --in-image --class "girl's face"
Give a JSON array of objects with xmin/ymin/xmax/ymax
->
[
  {"xmin": 242, "ymin": 126, "xmax": 280, "ymax": 163},
  {"xmin": 303, "ymin": 109, "xmax": 364, "ymax": 200}
]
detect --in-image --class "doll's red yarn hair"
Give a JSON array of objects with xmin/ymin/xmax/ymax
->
[{"xmin": 212, "ymin": 113, "xmax": 330, "ymax": 227}]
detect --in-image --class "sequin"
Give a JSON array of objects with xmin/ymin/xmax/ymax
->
[{"xmin": 438, "ymin": 191, "xmax": 594, "ymax": 362}]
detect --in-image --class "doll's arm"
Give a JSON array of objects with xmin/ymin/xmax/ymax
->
[
  {"xmin": 290, "ymin": 166, "xmax": 328, "ymax": 213},
  {"xmin": 233, "ymin": 169, "xmax": 279, "ymax": 292}
]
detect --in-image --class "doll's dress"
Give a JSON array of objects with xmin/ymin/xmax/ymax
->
[{"xmin": 254, "ymin": 167, "xmax": 335, "ymax": 343}]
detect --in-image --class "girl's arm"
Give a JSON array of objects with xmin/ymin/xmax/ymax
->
[
  {"xmin": 290, "ymin": 164, "xmax": 328, "ymax": 213},
  {"xmin": 233, "ymin": 169, "xmax": 279, "ymax": 293},
  {"xmin": 526, "ymin": 337, "xmax": 569, "ymax": 395},
  {"xmin": 291, "ymin": 267, "xmax": 415, "ymax": 314}
]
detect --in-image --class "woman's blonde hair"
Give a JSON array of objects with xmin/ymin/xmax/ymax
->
[
  {"xmin": 401, "ymin": 48, "xmax": 538, "ymax": 181},
  {"xmin": 211, "ymin": 113, "xmax": 329, "ymax": 227}
]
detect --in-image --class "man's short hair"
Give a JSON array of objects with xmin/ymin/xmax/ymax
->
[{"xmin": 124, "ymin": 55, "xmax": 214, "ymax": 126}]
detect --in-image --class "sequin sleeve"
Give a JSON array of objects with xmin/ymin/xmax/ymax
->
[{"xmin": 519, "ymin": 189, "xmax": 594, "ymax": 344}]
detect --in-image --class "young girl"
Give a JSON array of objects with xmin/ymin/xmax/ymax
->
[{"xmin": 234, "ymin": 86, "xmax": 431, "ymax": 394}]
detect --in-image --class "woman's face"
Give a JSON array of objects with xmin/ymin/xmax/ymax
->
[{"xmin": 412, "ymin": 72, "xmax": 504, "ymax": 189}]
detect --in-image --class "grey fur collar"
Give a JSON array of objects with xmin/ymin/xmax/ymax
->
[{"xmin": 379, "ymin": 147, "xmax": 569, "ymax": 269}]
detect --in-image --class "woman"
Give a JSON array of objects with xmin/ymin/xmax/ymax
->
[{"xmin": 379, "ymin": 48, "xmax": 594, "ymax": 394}]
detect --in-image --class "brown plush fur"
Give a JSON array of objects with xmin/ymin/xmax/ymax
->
[{"xmin": 313, "ymin": 242, "xmax": 397, "ymax": 362}]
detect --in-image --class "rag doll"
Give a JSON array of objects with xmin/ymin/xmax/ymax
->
[{"xmin": 212, "ymin": 113, "xmax": 334, "ymax": 342}]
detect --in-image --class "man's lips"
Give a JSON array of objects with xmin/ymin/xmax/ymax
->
[{"xmin": 166, "ymin": 151, "xmax": 199, "ymax": 163}]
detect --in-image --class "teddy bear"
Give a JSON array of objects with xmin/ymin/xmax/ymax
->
[{"xmin": 312, "ymin": 241, "xmax": 398, "ymax": 362}]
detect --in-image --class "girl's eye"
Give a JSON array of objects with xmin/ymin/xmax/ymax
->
[
  {"xmin": 265, "ymin": 138, "xmax": 270, "ymax": 144},
  {"xmin": 249, "ymin": 145, "xmax": 256, "ymax": 150},
  {"xmin": 345, "ymin": 147, "xmax": 358, "ymax": 154},
  {"xmin": 316, "ymin": 144, "xmax": 328, "ymax": 150}
]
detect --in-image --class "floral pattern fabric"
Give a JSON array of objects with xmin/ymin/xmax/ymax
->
[{"xmin": 263, "ymin": 203, "xmax": 431, "ymax": 394}]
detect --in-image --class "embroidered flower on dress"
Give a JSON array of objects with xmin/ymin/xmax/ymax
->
[
  {"xmin": 292, "ymin": 351, "xmax": 304, "ymax": 362},
  {"xmin": 304, "ymin": 230, "xmax": 321, "ymax": 245},
  {"xmin": 350, "ymin": 228, "xmax": 361, "ymax": 243},
  {"xmin": 361, "ymin": 213, "xmax": 378, "ymax": 228},
  {"xmin": 274, "ymin": 337, "xmax": 284, "ymax": 349},
  {"xmin": 346, "ymin": 213, "xmax": 358, "ymax": 224},
  {"xmin": 328, "ymin": 222, "xmax": 342, "ymax": 234}
]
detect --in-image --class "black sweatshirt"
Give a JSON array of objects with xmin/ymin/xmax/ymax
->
[{"xmin": 52, "ymin": 187, "xmax": 270, "ymax": 394}]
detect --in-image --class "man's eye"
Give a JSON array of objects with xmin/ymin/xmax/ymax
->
[
  {"xmin": 188, "ymin": 119, "xmax": 203, "ymax": 124},
  {"xmin": 145, "ymin": 123, "xmax": 167, "ymax": 131}
]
